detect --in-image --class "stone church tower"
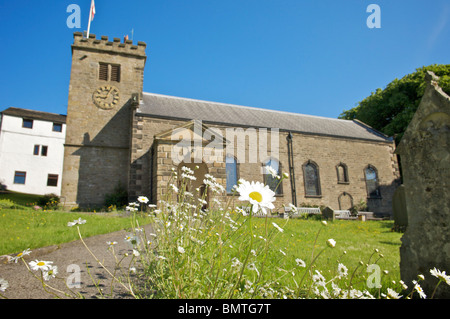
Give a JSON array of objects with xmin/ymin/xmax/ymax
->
[{"xmin": 61, "ymin": 32, "xmax": 146, "ymax": 207}]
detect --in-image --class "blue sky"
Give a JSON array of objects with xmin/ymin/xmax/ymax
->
[{"xmin": 0, "ymin": 0, "xmax": 449, "ymax": 119}]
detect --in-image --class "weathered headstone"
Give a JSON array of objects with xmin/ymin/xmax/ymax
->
[
  {"xmin": 392, "ymin": 184, "xmax": 407, "ymax": 230},
  {"xmin": 396, "ymin": 71, "xmax": 450, "ymax": 298},
  {"xmin": 322, "ymin": 207, "xmax": 335, "ymax": 221}
]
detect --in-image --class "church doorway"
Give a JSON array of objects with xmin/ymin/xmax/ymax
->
[{"xmin": 177, "ymin": 162, "xmax": 209, "ymax": 209}]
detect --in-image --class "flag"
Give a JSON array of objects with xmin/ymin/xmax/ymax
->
[
  {"xmin": 90, "ymin": 0, "xmax": 96, "ymax": 21},
  {"xmin": 87, "ymin": 0, "xmax": 96, "ymax": 38}
]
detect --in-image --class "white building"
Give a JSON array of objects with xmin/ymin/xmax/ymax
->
[{"xmin": 0, "ymin": 107, "xmax": 66, "ymax": 196}]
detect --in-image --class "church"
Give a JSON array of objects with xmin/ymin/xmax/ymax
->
[{"xmin": 61, "ymin": 32, "xmax": 400, "ymax": 215}]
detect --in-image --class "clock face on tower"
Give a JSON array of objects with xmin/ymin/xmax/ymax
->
[{"xmin": 92, "ymin": 85, "xmax": 120, "ymax": 110}]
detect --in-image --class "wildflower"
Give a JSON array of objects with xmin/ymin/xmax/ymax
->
[
  {"xmin": 326, "ymin": 239, "xmax": 336, "ymax": 248},
  {"xmin": 337, "ymin": 263, "xmax": 348, "ymax": 278},
  {"xmin": 412, "ymin": 280, "xmax": 427, "ymax": 299},
  {"xmin": 321, "ymin": 220, "xmax": 327, "ymax": 226},
  {"xmin": 129, "ymin": 267, "xmax": 137, "ymax": 274},
  {"xmin": 312, "ymin": 270, "xmax": 326, "ymax": 287},
  {"xmin": 126, "ymin": 205, "xmax": 138, "ymax": 212},
  {"xmin": 132, "ymin": 249, "xmax": 140, "ymax": 257},
  {"xmin": 418, "ymin": 274, "xmax": 425, "ymax": 281},
  {"xmin": 169, "ymin": 184, "xmax": 179, "ymax": 193},
  {"xmin": 0, "ymin": 278, "xmax": 9, "ymax": 292},
  {"xmin": 231, "ymin": 257, "xmax": 242, "ymax": 268},
  {"xmin": 386, "ymin": 288, "xmax": 402, "ymax": 299},
  {"xmin": 43, "ymin": 266, "xmax": 58, "ymax": 281},
  {"xmin": 399, "ymin": 280, "xmax": 408, "ymax": 290},
  {"xmin": 264, "ymin": 165, "xmax": 278, "ymax": 178},
  {"xmin": 137, "ymin": 196, "xmax": 149, "ymax": 203},
  {"xmin": 124, "ymin": 234, "xmax": 140, "ymax": 247},
  {"xmin": 148, "ymin": 204, "xmax": 157, "ymax": 208},
  {"xmin": 272, "ymin": 222, "xmax": 284, "ymax": 233},
  {"xmin": 11, "ymin": 248, "xmax": 31, "ymax": 263},
  {"xmin": 430, "ymin": 268, "xmax": 450, "ymax": 285},
  {"xmin": 247, "ymin": 263, "xmax": 260, "ymax": 276},
  {"xmin": 279, "ymin": 249, "xmax": 286, "ymax": 256},
  {"xmin": 29, "ymin": 260, "xmax": 54, "ymax": 272},
  {"xmin": 67, "ymin": 218, "xmax": 86, "ymax": 227},
  {"xmin": 295, "ymin": 258, "xmax": 306, "ymax": 268},
  {"xmin": 107, "ymin": 241, "xmax": 118, "ymax": 247},
  {"xmin": 282, "ymin": 172, "xmax": 289, "ymax": 179},
  {"xmin": 235, "ymin": 180, "xmax": 275, "ymax": 215},
  {"xmin": 177, "ymin": 246, "xmax": 185, "ymax": 254}
]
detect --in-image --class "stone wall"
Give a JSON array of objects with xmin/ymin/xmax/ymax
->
[
  {"xmin": 129, "ymin": 114, "xmax": 399, "ymax": 215},
  {"xmin": 397, "ymin": 72, "xmax": 450, "ymax": 298},
  {"xmin": 61, "ymin": 32, "xmax": 146, "ymax": 207}
]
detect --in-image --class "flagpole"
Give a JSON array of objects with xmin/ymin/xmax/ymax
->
[{"xmin": 87, "ymin": 0, "xmax": 94, "ymax": 38}]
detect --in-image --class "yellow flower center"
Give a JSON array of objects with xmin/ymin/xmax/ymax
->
[
  {"xmin": 37, "ymin": 262, "xmax": 45, "ymax": 266},
  {"xmin": 249, "ymin": 191, "xmax": 263, "ymax": 203}
]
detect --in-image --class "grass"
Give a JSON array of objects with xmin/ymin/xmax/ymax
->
[{"xmin": 0, "ymin": 209, "xmax": 152, "ymax": 256}]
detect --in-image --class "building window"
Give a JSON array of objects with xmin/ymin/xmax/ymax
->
[
  {"xmin": 41, "ymin": 145, "xmax": 48, "ymax": 157},
  {"xmin": 226, "ymin": 155, "xmax": 238, "ymax": 194},
  {"xmin": 52, "ymin": 123, "xmax": 63, "ymax": 132},
  {"xmin": 365, "ymin": 165, "xmax": 381, "ymax": 198},
  {"xmin": 14, "ymin": 171, "xmax": 26, "ymax": 184},
  {"xmin": 303, "ymin": 160, "xmax": 321, "ymax": 197},
  {"xmin": 33, "ymin": 145, "xmax": 40, "ymax": 156},
  {"xmin": 47, "ymin": 174, "xmax": 59, "ymax": 187},
  {"xmin": 263, "ymin": 158, "xmax": 282, "ymax": 195},
  {"xmin": 22, "ymin": 119, "xmax": 33, "ymax": 129},
  {"xmin": 99, "ymin": 62, "xmax": 121, "ymax": 82},
  {"xmin": 336, "ymin": 163, "xmax": 349, "ymax": 184}
]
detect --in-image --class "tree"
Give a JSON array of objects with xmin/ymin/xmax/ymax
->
[{"xmin": 339, "ymin": 64, "xmax": 450, "ymax": 144}]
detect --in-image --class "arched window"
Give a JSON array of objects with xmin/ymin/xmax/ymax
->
[
  {"xmin": 263, "ymin": 158, "xmax": 282, "ymax": 194},
  {"xmin": 336, "ymin": 163, "xmax": 349, "ymax": 184},
  {"xmin": 303, "ymin": 160, "xmax": 321, "ymax": 197},
  {"xmin": 364, "ymin": 165, "xmax": 381, "ymax": 198},
  {"xmin": 226, "ymin": 155, "xmax": 238, "ymax": 193}
]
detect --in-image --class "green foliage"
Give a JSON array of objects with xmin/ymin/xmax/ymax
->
[
  {"xmin": 37, "ymin": 193, "xmax": 60, "ymax": 210},
  {"xmin": 104, "ymin": 183, "xmax": 128, "ymax": 209},
  {"xmin": 0, "ymin": 199, "xmax": 15, "ymax": 209},
  {"xmin": 339, "ymin": 64, "xmax": 450, "ymax": 144}
]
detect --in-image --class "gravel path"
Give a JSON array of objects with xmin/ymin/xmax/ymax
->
[{"xmin": 0, "ymin": 224, "xmax": 154, "ymax": 299}]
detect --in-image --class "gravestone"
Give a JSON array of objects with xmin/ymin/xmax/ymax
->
[
  {"xmin": 396, "ymin": 71, "xmax": 450, "ymax": 298},
  {"xmin": 322, "ymin": 207, "xmax": 335, "ymax": 221},
  {"xmin": 392, "ymin": 185, "xmax": 407, "ymax": 230}
]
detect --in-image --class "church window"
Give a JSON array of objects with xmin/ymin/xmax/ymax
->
[
  {"xmin": 226, "ymin": 155, "xmax": 238, "ymax": 194},
  {"xmin": 303, "ymin": 160, "xmax": 321, "ymax": 197},
  {"xmin": 336, "ymin": 163, "xmax": 349, "ymax": 183},
  {"xmin": 110, "ymin": 64, "xmax": 121, "ymax": 82},
  {"xmin": 365, "ymin": 165, "xmax": 381, "ymax": 198},
  {"xmin": 263, "ymin": 158, "xmax": 282, "ymax": 195}
]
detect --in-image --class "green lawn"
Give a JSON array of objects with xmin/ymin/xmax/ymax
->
[{"xmin": 0, "ymin": 209, "xmax": 152, "ymax": 256}]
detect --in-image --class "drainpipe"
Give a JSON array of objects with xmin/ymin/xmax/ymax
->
[{"xmin": 287, "ymin": 132, "xmax": 297, "ymax": 207}]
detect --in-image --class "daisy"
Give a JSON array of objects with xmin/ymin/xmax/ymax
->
[
  {"xmin": 264, "ymin": 165, "xmax": 278, "ymax": 178},
  {"xmin": 430, "ymin": 268, "xmax": 450, "ymax": 285},
  {"xmin": 137, "ymin": 196, "xmax": 149, "ymax": 203},
  {"xmin": 326, "ymin": 239, "xmax": 336, "ymax": 248},
  {"xmin": 412, "ymin": 280, "xmax": 427, "ymax": 299},
  {"xmin": 29, "ymin": 260, "xmax": 53, "ymax": 272},
  {"xmin": 0, "ymin": 278, "xmax": 9, "ymax": 292},
  {"xmin": 178, "ymin": 246, "xmax": 185, "ymax": 254},
  {"xmin": 11, "ymin": 248, "xmax": 32, "ymax": 263},
  {"xmin": 386, "ymin": 288, "xmax": 402, "ymax": 299},
  {"xmin": 272, "ymin": 222, "xmax": 284, "ymax": 233},
  {"xmin": 338, "ymin": 263, "xmax": 348, "ymax": 278},
  {"xmin": 235, "ymin": 180, "xmax": 275, "ymax": 215},
  {"xmin": 67, "ymin": 218, "xmax": 86, "ymax": 227},
  {"xmin": 295, "ymin": 258, "xmax": 306, "ymax": 268},
  {"xmin": 43, "ymin": 266, "xmax": 58, "ymax": 281}
]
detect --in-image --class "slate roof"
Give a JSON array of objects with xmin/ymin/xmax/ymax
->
[
  {"xmin": 1, "ymin": 107, "xmax": 66, "ymax": 123},
  {"xmin": 138, "ymin": 93, "xmax": 391, "ymax": 143}
]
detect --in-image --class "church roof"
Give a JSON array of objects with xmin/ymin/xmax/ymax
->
[{"xmin": 138, "ymin": 92, "xmax": 392, "ymax": 143}]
